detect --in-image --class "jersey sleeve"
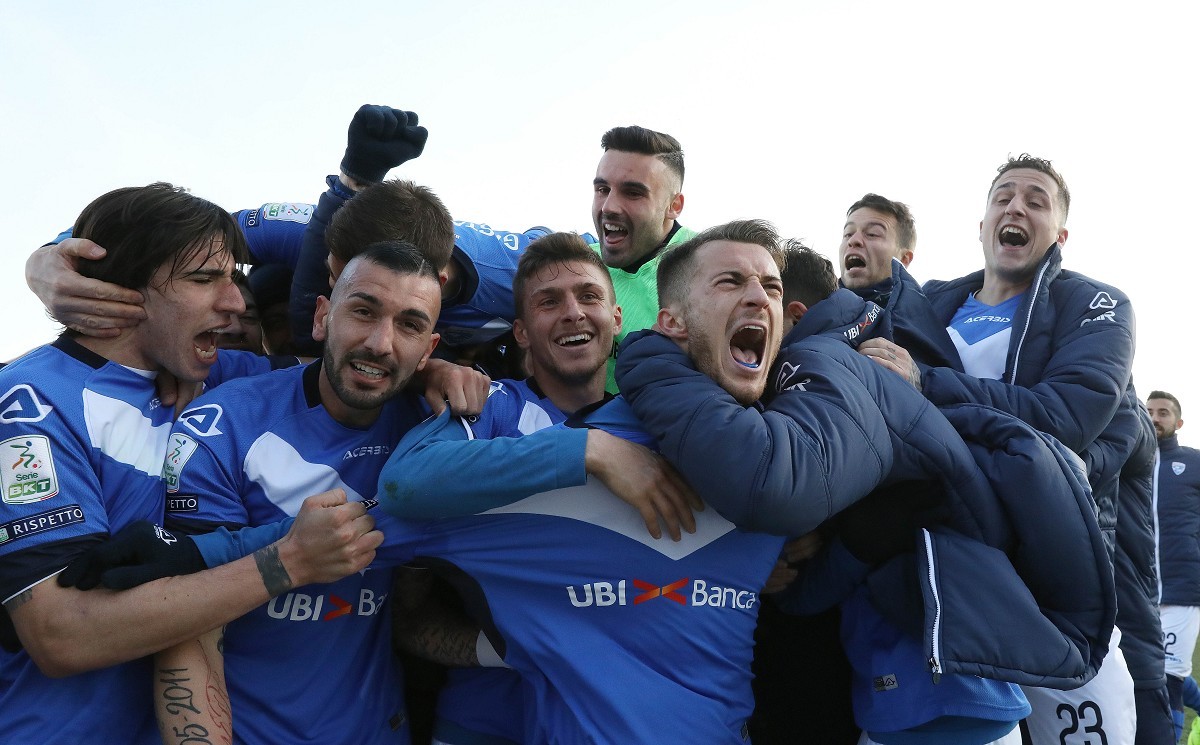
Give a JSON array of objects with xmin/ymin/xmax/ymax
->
[
  {"xmin": 192, "ymin": 521, "xmax": 291, "ymax": 568},
  {"xmin": 377, "ymin": 406, "xmax": 587, "ymax": 520},
  {"xmin": 616, "ymin": 330, "xmax": 894, "ymax": 537},
  {"xmin": 204, "ymin": 350, "xmax": 300, "ymax": 389},
  {"xmin": 0, "ymin": 398, "xmax": 109, "ymax": 601},
  {"xmin": 232, "ymin": 203, "xmax": 314, "ymax": 267},
  {"xmin": 289, "ymin": 176, "xmax": 353, "ymax": 356},
  {"xmin": 161, "ymin": 422, "xmax": 248, "ymax": 536}
]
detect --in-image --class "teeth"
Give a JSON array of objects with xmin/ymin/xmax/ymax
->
[
  {"xmin": 557, "ymin": 333, "xmax": 593, "ymax": 346},
  {"xmin": 604, "ymin": 223, "xmax": 626, "ymax": 233},
  {"xmin": 351, "ymin": 362, "xmax": 384, "ymax": 378},
  {"xmin": 195, "ymin": 345, "xmax": 216, "ymax": 360}
]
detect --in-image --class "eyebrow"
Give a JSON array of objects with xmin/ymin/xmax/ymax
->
[
  {"xmin": 993, "ymin": 181, "xmax": 1053, "ymax": 200},
  {"xmin": 594, "ymin": 176, "xmax": 650, "ymax": 193},
  {"xmin": 844, "ymin": 220, "xmax": 889, "ymax": 232},
  {"xmin": 716, "ymin": 270, "xmax": 783, "ymax": 286},
  {"xmin": 348, "ymin": 291, "xmax": 434, "ymax": 324},
  {"xmin": 182, "ymin": 266, "xmax": 230, "ymax": 280}
]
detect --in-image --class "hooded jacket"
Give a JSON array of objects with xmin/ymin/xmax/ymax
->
[
  {"xmin": 616, "ymin": 297, "xmax": 1114, "ymax": 698},
  {"xmin": 921, "ymin": 244, "xmax": 1163, "ymax": 690}
]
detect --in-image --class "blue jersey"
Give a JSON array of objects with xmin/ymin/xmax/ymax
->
[
  {"xmin": 232, "ymin": 202, "xmax": 314, "ymax": 267},
  {"xmin": 193, "ymin": 396, "xmax": 783, "ymax": 743},
  {"xmin": 437, "ymin": 222, "xmax": 550, "ymax": 348},
  {"xmin": 434, "ymin": 379, "xmax": 568, "ymax": 745},
  {"xmin": 164, "ymin": 361, "xmax": 428, "ymax": 745},
  {"xmin": 0, "ymin": 337, "xmax": 169, "ymax": 744},
  {"xmin": 376, "ymin": 398, "xmax": 784, "ymax": 744}
]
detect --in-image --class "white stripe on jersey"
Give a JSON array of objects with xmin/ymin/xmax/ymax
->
[
  {"xmin": 517, "ymin": 399, "xmax": 556, "ymax": 435},
  {"xmin": 482, "ymin": 476, "xmax": 735, "ymax": 560},
  {"xmin": 244, "ymin": 431, "xmax": 363, "ymax": 515},
  {"xmin": 82, "ymin": 388, "xmax": 173, "ymax": 477}
]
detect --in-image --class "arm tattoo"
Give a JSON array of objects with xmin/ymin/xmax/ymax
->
[{"xmin": 252, "ymin": 545, "xmax": 293, "ymax": 597}]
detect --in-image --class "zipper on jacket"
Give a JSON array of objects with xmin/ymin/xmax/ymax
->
[
  {"xmin": 1007, "ymin": 254, "xmax": 1052, "ymax": 385},
  {"xmin": 922, "ymin": 528, "xmax": 942, "ymax": 684}
]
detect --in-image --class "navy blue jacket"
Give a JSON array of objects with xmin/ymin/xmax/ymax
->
[
  {"xmin": 844, "ymin": 259, "xmax": 962, "ymax": 371},
  {"xmin": 1156, "ymin": 435, "xmax": 1200, "ymax": 606},
  {"xmin": 616, "ymin": 309, "xmax": 1114, "ymax": 690},
  {"xmin": 922, "ymin": 244, "xmax": 1164, "ymax": 690}
]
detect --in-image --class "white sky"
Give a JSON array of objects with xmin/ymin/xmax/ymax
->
[{"xmin": 3, "ymin": 1, "xmax": 1198, "ymax": 434}]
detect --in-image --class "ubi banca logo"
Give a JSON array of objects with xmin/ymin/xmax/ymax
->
[{"xmin": 566, "ymin": 577, "xmax": 758, "ymax": 610}]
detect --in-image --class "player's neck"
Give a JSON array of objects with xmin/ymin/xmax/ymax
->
[{"xmin": 534, "ymin": 371, "xmax": 607, "ymax": 416}]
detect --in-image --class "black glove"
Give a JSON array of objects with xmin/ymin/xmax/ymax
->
[
  {"xmin": 838, "ymin": 481, "xmax": 942, "ymax": 565},
  {"xmin": 57, "ymin": 522, "xmax": 205, "ymax": 591},
  {"xmin": 340, "ymin": 104, "xmax": 429, "ymax": 184}
]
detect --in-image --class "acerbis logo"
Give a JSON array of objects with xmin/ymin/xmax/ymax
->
[
  {"xmin": 775, "ymin": 362, "xmax": 810, "ymax": 393},
  {"xmin": 267, "ymin": 588, "xmax": 387, "ymax": 622},
  {"xmin": 565, "ymin": 578, "xmax": 757, "ymax": 610},
  {"xmin": 0, "ymin": 385, "xmax": 53, "ymax": 424},
  {"xmin": 1089, "ymin": 291, "xmax": 1117, "ymax": 310},
  {"xmin": 1080, "ymin": 310, "xmax": 1116, "ymax": 327},
  {"xmin": 178, "ymin": 405, "xmax": 224, "ymax": 437}
]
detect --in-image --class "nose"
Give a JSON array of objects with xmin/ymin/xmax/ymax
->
[
  {"xmin": 600, "ymin": 191, "xmax": 620, "ymax": 217},
  {"xmin": 744, "ymin": 278, "xmax": 771, "ymax": 308},
  {"xmin": 561, "ymin": 294, "xmax": 586, "ymax": 321},
  {"xmin": 219, "ymin": 281, "xmax": 247, "ymax": 316},
  {"xmin": 364, "ymin": 320, "xmax": 395, "ymax": 356},
  {"xmin": 846, "ymin": 230, "xmax": 864, "ymax": 248}
]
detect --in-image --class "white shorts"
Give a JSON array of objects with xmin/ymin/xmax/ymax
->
[
  {"xmin": 1019, "ymin": 627, "xmax": 1136, "ymax": 745},
  {"xmin": 1161, "ymin": 604, "xmax": 1200, "ymax": 678}
]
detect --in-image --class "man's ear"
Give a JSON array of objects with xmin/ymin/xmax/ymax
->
[
  {"xmin": 1057, "ymin": 226, "xmax": 1069, "ymax": 247},
  {"xmin": 667, "ymin": 192, "xmax": 684, "ymax": 221},
  {"xmin": 311, "ymin": 295, "xmax": 331, "ymax": 343},
  {"xmin": 656, "ymin": 306, "xmax": 687, "ymax": 340},
  {"xmin": 414, "ymin": 333, "xmax": 440, "ymax": 372},
  {"xmin": 785, "ymin": 300, "xmax": 808, "ymax": 325},
  {"xmin": 898, "ymin": 249, "xmax": 914, "ymax": 267},
  {"xmin": 512, "ymin": 318, "xmax": 531, "ymax": 351},
  {"xmin": 611, "ymin": 303, "xmax": 623, "ymax": 337}
]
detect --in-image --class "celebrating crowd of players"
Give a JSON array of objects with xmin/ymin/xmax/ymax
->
[{"xmin": 0, "ymin": 103, "xmax": 1190, "ymax": 744}]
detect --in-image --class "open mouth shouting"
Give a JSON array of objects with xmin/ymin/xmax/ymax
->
[
  {"xmin": 730, "ymin": 324, "xmax": 767, "ymax": 369},
  {"xmin": 194, "ymin": 329, "xmax": 223, "ymax": 363},
  {"xmin": 602, "ymin": 221, "xmax": 629, "ymax": 247},
  {"xmin": 844, "ymin": 254, "xmax": 867, "ymax": 272},
  {"xmin": 998, "ymin": 225, "xmax": 1029, "ymax": 248}
]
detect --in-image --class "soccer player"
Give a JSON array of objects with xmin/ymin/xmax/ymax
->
[
  {"xmin": 0, "ymin": 183, "xmax": 383, "ymax": 743},
  {"xmin": 858, "ymin": 155, "xmax": 1168, "ymax": 744},
  {"xmin": 154, "ymin": 242, "xmax": 444, "ymax": 744},
  {"xmin": 1148, "ymin": 390, "xmax": 1200, "ymax": 740}
]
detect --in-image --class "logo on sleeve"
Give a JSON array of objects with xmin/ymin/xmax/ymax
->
[
  {"xmin": 775, "ymin": 362, "xmax": 810, "ymax": 393},
  {"xmin": 1089, "ymin": 292, "xmax": 1117, "ymax": 310},
  {"xmin": 162, "ymin": 434, "xmax": 199, "ymax": 493},
  {"xmin": 0, "ymin": 385, "xmax": 53, "ymax": 424},
  {"xmin": 263, "ymin": 203, "xmax": 314, "ymax": 223},
  {"xmin": 1173, "ymin": 462, "xmax": 1187, "ymax": 476},
  {"xmin": 178, "ymin": 405, "xmax": 224, "ymax": 437},
  {"xmin": 2, "ymin": 435, "xmax": 58, "ymax": 504},
  {"xmin": 0, "ymin": 504, "xmax": 84, "ymax": 544}
]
